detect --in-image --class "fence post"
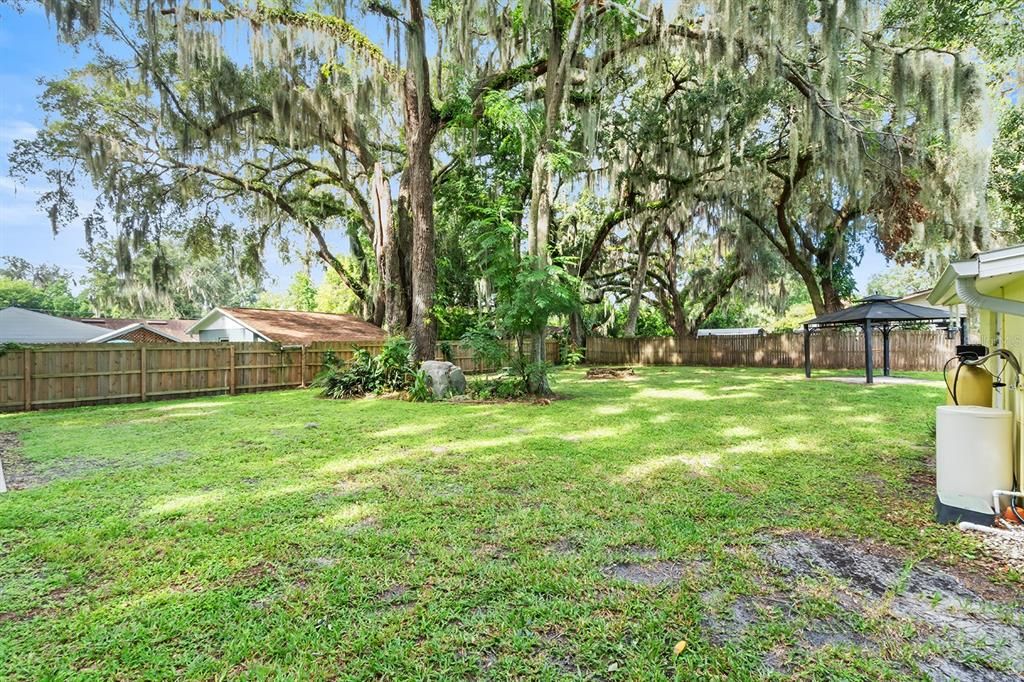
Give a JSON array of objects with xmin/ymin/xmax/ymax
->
[
  {"xmin": 300, "ymin": 345, "xmax": 306, "ymax": 387},
  {"xmin": 139, "ymin": 346, "xmax": 147, "ymax": 399},
  {"xmin": 229, "ymin": 345, "xmax": 237, "ymax": 395},
  {"xmin": 22, "ymin": 348, "xmax": 31, "ymax": 411},
  {"xmin": 139, "ymin": 347, "xmax": 147, "ymax": 401}
]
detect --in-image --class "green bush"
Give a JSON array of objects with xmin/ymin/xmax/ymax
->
[
  {"xmin": 312, "ymin": 337, "xmax": 423, "ymax": 399},
  {"xmin": 376, "ymin": 336, "xmax": 415, "ymax": 390},
  {"xmin": 467, "ymin": 374, "xmax": 526, "ymax": 400},
  {"xmin": 433, "ymin": 306, "xmax": 480, "ymax": 341},
  {"xmin": 560, "ymin": 339, "xmax": 584, "ymax": 367},
  {"xmin": 460, "ymin": 323, "xmax": 509, "ymax": 369},
  {"xmin": 408, "ymin": 369, "xmax": 432, "ymax": 402}
]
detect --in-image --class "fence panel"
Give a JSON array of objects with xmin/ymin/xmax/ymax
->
[
  {"xmin": 0, "ymin": 337, "xmax": 565, "ymax": 412},
  {"xmin": 585, "ymin": 330, "xmax": 958, "ymax": 372}
]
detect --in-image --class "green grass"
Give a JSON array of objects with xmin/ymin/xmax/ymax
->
[{"xmin": 0, "ymin": 367, "xmax": 1004, "ymax": 679}]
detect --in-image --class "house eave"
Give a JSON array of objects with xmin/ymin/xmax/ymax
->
[
  {"xmin": 929, "ymin": 245, "xmax": 1024, "ymax": 309},
  {"xmin": 929, "ymin": 259, "xmax": 978, "ymax": 306},
  {"xmin": 88, "ymin": 322, "xmax": 181, "ymax": 343},
  {"xmin": 186, "ymin": 307, "xmax": 272, "ymax": 341}
]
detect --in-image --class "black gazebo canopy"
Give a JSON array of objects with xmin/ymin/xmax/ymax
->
[{"xmin": 802, "ymin": 294, "xmax": 958, "ymax": 383}]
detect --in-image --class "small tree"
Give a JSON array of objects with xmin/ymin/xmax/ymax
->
[{"xmin": 465, "ymin": 200, "xmax": 579, "ymax": 396}]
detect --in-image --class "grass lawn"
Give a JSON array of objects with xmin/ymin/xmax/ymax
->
[{"xmin": 0, "ymin": 367, "xmax": 1020, "ymax": 680}]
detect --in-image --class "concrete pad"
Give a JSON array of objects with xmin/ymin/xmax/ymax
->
[{"xmin": 814, "ymin": 375, "xmax": 943, "ymax": 386}]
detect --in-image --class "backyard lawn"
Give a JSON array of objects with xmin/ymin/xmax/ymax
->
[{"xmin": 0, "ymin": 367, "xmax": 1021, "ymax": 680}]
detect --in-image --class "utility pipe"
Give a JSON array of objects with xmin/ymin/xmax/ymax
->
[
  {"xmin": 958, "ymin": 521, "xmax": 1016, "ymax": 535},
  {"xmin": 991, "ymin": 489, "xmax": 1024, "ymax": 515},
  {"xmin": 997, "ymin": 311, "xmax": 1004, "ymax": 409}
]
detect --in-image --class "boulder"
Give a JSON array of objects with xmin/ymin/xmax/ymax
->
[{"xmin": 419, "ymin": 361, "xmax": 467, "ymax": 399}]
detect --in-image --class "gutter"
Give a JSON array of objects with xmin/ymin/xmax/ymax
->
[{"xmin": 954, "ymin": 276, "xmax": 1024, "ymax": 318}]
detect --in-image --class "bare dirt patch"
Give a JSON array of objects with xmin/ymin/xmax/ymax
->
[
  {"xmin": 1, "ymin": 432, "xmax": 42, "ymax": 489},
  {"xmin": 544, "ymin": 538, "xmax": 579, "ymax": 556},
  {"xmin": 584, "ymin": 367, "xmax": 636, "ymax": 380},
  {"xmin": 749, "ymin": 532, "xmax": 1024, "ymax": 680},
  {"xmin": 378, "ymin": 583, "xmax": 414, "ymax": 610},
  {"xmin": 0, "ymin": 434, "xmax": 194, "ymax": 490},
  {"xmin": 602, "ymin": 559, "xmax": 693, "ymax": 587}
]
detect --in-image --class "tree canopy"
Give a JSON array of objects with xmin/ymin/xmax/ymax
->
[{"xmin": 9, "ymin": 0, "xmax": 1021, "ymax": 370}]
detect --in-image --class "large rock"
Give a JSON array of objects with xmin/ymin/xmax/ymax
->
[{"xmin": 419, "ymin": 361, "xmax": 467, "ymax": 399}]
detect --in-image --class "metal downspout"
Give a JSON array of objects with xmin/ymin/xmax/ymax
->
[{"xmin": 954, "ymin": 277, "xmax": 1024, "ymax": 318}]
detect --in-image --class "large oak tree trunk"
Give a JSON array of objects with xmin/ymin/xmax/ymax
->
[
  {"xmin": 370, "ymin": 161, "xmax": 407, "ymax": 333},
  {"xmin": 524, "ymin": 0, "xmax": 590, "ymax": 395},
  {"xmin": 624, "ymin": 227, "xmax": 653, "ymax": 337},
  {"xmin": 404, "ymin": 0, "xmax": 438, "ymax": 362},
  {"xmin": 819, "ymin": 275, "xmax": 845, "ymax": 313}
]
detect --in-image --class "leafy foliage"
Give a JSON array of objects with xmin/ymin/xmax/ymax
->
[
  {"xmin": 312, "ymin": 337, "xmax": 418, "ymax": 400},
  {"xmin": 408, "ymin": 369, "xmax": 432, "ymax": 403},
  {"xmin": 0, "ymin": 276, "xmax": 89, "ymax": 317},
  {"xmin": 769, "ymin": 303, "xmax": 818, "ymax": 333},
  {"xmin": 864, "ymin": 264, "xmax": 935, "ymax": 297},
  {"xmin": 80, "ymin": 241, "xmax": 259, "ymax": 318},
  {"xmin": 559, "ymin": 339, "xmax": 585, "ymax": 367},
  {"xmin": 433, "ymin": 306, "xmax": 480, "ymax": 341},
  {"xmin": 460, "ymin": 323, "xmax": 509, "ymax": 370},
  {"xmin": 609, "ymin": 305, "xmax": 674, "ymax": 338},
  {"xmin": 466, "ymin": 374, "xmax": 526, "ymax": 401}
]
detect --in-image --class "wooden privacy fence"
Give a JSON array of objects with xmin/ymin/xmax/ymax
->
[
  {"xmin": 586, "ymin": 330, "xmax": 958, "ymax": 371},
  {"xmin": 0, "ymin": 338, "xmax": 560, "ymax": 413}
]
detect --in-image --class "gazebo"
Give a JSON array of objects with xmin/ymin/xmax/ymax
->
[{"xmin": 802, "ymin": 295, "xmax": 960, "ymax": 383}]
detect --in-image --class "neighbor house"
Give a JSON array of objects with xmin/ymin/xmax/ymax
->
[
  {"xmin": 899, "ymin": 288, "xmax": 967, "ymax": 320},
  {"xmin": 0, "ymin": 307, "xmax": 195, "ymax": 344},
  {"xmin": 187, "ymin": 307, "xmax": 387, "ymax": 344},
  {"xmin": 0, "ymin": 307, "xmax": 104, "ymax": 344},
  {"xmin": 77, "ymin": 318, "xmax": 197, "ymax": 343}
]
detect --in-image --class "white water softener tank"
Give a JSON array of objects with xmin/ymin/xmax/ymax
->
[{"xmin": 935, "ymin": 405, "xmax": 1013, "ymax": 525}]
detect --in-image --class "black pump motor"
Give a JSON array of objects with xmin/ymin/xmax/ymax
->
[{"xmin": 956, "ymin": 344, "xmax": 988, "ymax": 360}]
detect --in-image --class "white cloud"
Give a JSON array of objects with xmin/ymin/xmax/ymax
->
[{"xmin": 0, "ymin": 118, "xmax": 38, "ymax": 142}]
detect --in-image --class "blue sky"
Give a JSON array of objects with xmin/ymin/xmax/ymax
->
[
  {"xmin": 0, "ymin": 3, "xmax": 892, "ymax": 296},
  {"xmin": 0, "ymin": 4, "xmax": 311, "ymax": 291}
]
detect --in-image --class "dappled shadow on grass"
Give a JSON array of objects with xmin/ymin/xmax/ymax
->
[{"xmin": 0, "ymin": 365, "xmax": 971, "ymax": 680}]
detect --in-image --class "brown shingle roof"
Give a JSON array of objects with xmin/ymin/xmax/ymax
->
[
  {"xmin": 221, "ymin": 307, "xmax": 387, "ymax": 344},
  {"xmin": 77, "ymin": 318, "xmax": 197, "ymax": 342}
]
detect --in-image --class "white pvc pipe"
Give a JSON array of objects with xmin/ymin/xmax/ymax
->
[
  {"xmin": 958, "ymin": 521, "xmax": 1012, "ymax": 535},
  {"xmin": 992, "ymin": 489, "xmax": 1024, "ymax": 515},
  {"xmin": 997, "ymin": 312, "xmax": 1004, "ymax": 409}
]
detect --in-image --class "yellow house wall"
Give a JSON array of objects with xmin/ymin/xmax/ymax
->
[
  {"xmin": 976, "ymin": 277, "xmax": 1024, "ymax": 489},
  {"xmin": 977, "ymin": 277, "xmax": 1024, "ymax": 382}
]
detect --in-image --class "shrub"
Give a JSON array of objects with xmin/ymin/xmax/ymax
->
[
  {"xmin": 460, "ymin": 323, "xmax": 509, "ymax": 370},
  {"xmin": 560, "ymin": 339, "xmax": 584, "ymax": 367},
  {"xmin": 467, "ymin": 374, "xmax": 526, "ymax": 400},
  {"xmin": 433, "ymin": 306, "xmax": 479, "ymax": 341},
  {"xmin": 376, "ymin": 336, "xmax": 415, "ymax": 391},
  {"xmin": 312, "ymin": 337, "xmax": 419, "ymax": 399},
  {"xmin": 408, "ymin": 369, "xmax": 432, "ymax": 402}
]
